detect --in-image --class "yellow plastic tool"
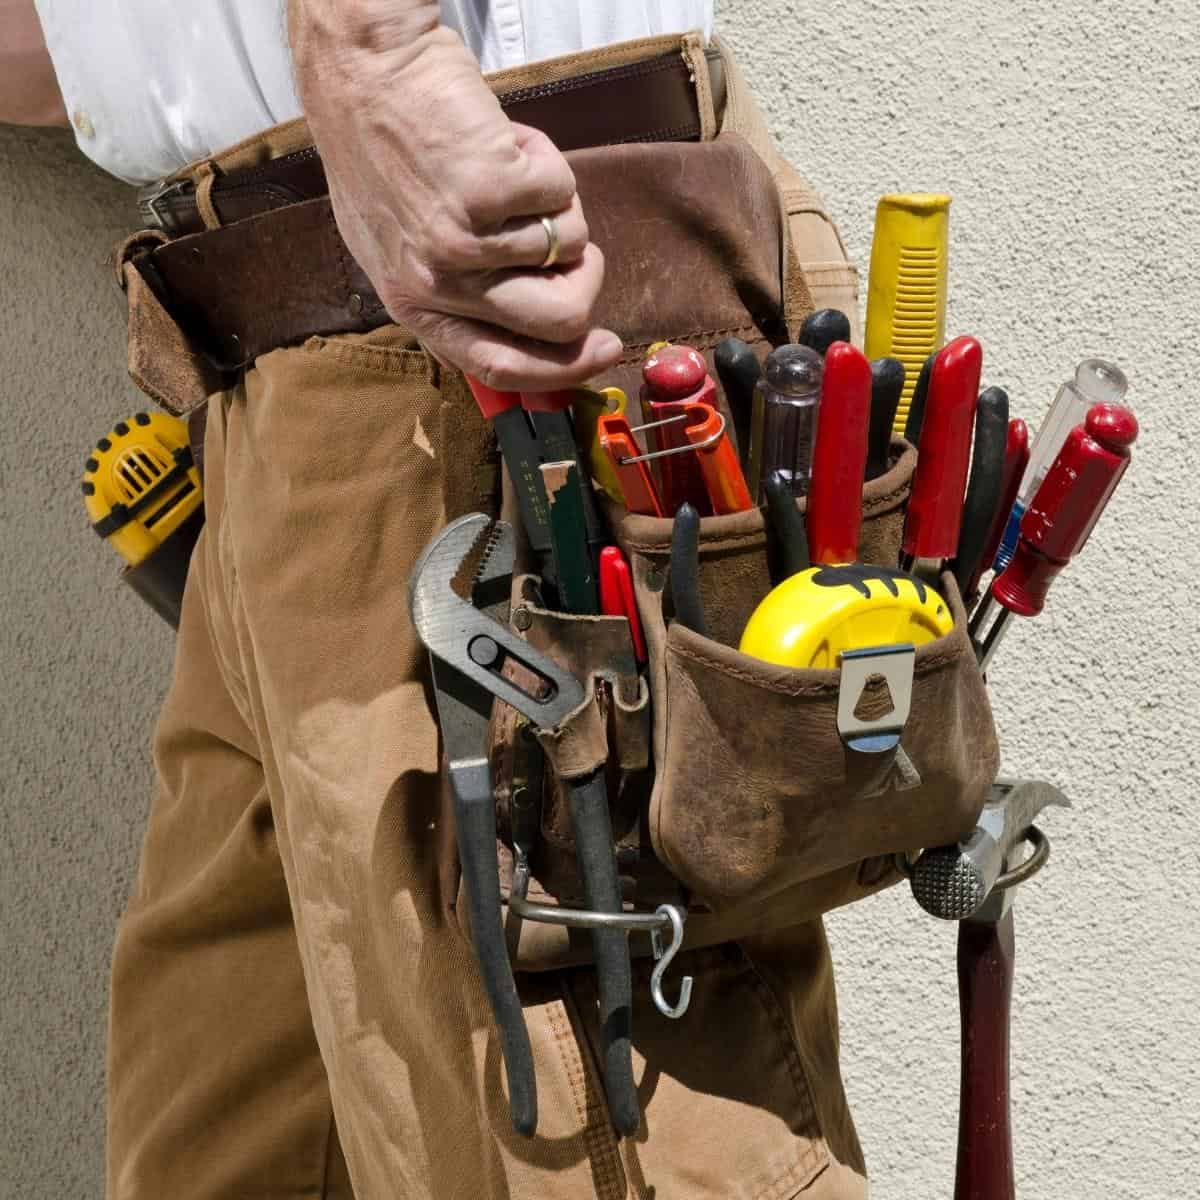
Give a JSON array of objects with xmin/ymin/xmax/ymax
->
[
  {"xmin": 739, "ymin": 563, "xmax": 953, "ymax": 669},
  {"xmin": 82, "ymin": 411, "xmax": 203, "ymax": 565},
  {"xmin": 863, "ymin": 194, "xmax": 952, "ymax": 436},
  {"xmin": 571, "ymin": 386, "xmax": 629, "ymax": 504}
]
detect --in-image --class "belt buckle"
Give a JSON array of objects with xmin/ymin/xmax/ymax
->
[{"xmin": 137, "ymin": 178, "xmax": 195, "ymax": 231}]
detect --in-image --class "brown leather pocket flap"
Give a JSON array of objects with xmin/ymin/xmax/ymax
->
[{"xmin": 654, "ymin": 573, "xmax": 999, "ymax": 906}]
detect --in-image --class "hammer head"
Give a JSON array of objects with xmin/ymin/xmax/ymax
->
[{"xmin": 911, "ymin": 778, "xmax": 1070, "ymax": 920}]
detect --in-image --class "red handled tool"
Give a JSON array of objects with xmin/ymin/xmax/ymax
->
[
  {"xmin": 963, "ymin": 418, "xmax": 1030, "ymax": 603},
  {"xmin": 971, "ymin": 403, "xmax": 1138, "ymax": 669},
  {"xmin": 641, "ymin": 345, "xmax": 717, "ymax": 514},
  {"xmin": 900, "ymin": 335, "xmax": 982, "ymax": 580},
  {"xmin": 467, "ymin": 377, "xmax": 555, "ymax": 571},
  {"xmin": 806, "ymin": 341, "xmax": 873, "ymax": 564},
  {"xmin": 598, "ymin": 413, "xmax": 666, "ymax": 517},
  {"xmin": 682, "ymin": 404, "xmax": 754, "ymax": 515},
  {"xmin": 599, "ymin": 547, "xmax": 647, "ymax": 663}
]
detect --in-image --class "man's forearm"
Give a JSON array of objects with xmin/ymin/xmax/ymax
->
[
  {"xmin": 289, "ymin": 0, "xmax": 444, "ymax": 76},
  {"xmin": 0, "ymin": 0, "xmax": 67, "ymax": 126}
]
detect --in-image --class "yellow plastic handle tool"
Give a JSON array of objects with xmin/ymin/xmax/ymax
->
[
  {"xmin": 82, "ymin": 411, "xmax": 203, "ymax": 565},
  {"xmin": 863, "ymin": 193, "xmax": 952, "ymax": 437},
  {"xmin": 738, "ymin": 563, "xmax": 953, "ymax": 669},
  {"xmin": 571, "ymin": 386, "xmax": 629, "ymax": 505}
]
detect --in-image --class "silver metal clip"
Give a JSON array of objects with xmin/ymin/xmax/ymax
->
[
  {"xmin": 836, "ymin": 643, "xmax": 916, "ymax": 753},
  {"xmin": 649, "ymin": 905, "xmax": 692, "ymax": 1020}
]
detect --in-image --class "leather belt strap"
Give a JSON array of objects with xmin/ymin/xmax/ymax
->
[
  {"xmin": 132, "ymin": 49, "xmax": 726, "ymax": 371},
  {"xmin": 140, "ymin": 49, "xmax": 726, "ymax": 239}
]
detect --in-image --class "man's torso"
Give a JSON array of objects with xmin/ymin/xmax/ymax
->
[{"xmin": 33, "ymin": 0, "xmax": 715, "ymax": 184}]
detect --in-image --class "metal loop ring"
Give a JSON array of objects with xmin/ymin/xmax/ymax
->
[
  {"xmin": 539, "ymin": 215, "xmax": 561, "ymax": 269},
  {"xmin": 507, "ymin": 890, "xmax": 673, "ymax": 933},
  {"xmin": 993, "ymin": 824, "xmax": 1051, "ymax": 892},
  {"xmin": 620, "ymin": 409, "xmax": 728, "ymax": 465}
]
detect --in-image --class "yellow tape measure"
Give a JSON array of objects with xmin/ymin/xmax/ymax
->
[
  {"xmin": 739, "ymin": 564, "xmax": 953, "ymax": 669},
  {"xmin": 82, "ymin": 411, "xmax": 203, "ymax": 566}
]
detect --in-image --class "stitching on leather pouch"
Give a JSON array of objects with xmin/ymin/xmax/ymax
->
[
  {"xmin": 620, "ymin": 322, "xmax": 763, "ymax": 361},
  {"xmin": 669, "ymin": 632, "xmax": 964, "ymax": 695}
]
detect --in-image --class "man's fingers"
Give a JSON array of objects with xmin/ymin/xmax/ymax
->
[
  {"xmin": 444, "ymin": 193, "xmax": 589, "ymax": 271},
  {"xmin": 408, "ymin": 309, "xmax": 624, "ymax": 392},
  {"xmin": 463, "ymin": 122, "xmax": 576, "ymax": 228}
]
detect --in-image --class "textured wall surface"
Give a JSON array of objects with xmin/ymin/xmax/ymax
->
[{"xmin": 1, "ymin": 2, "xmax": 1196, "ymax": 1196}]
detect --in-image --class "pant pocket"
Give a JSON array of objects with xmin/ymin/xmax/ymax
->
[{"xmin": 565, "ymin": 944, "xmax": 833, "ymax": 1200}]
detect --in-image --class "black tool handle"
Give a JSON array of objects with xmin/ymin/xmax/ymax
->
[
  {"xmin": 956, "ymin": 908, "xmax": 1016, "ymax": 1200},
  {"xmin": 763, "ymin": 470, "xmax": 810, "ymax": 585},
  {"xmin": 453, "ymin": 766, "xmax": 538, "ymax": 1135},
  {"xmin": 567, "ymin": 769, "xmax": 640, "ymax": 1135},
  {"xmin": 714, "ymin": 337, "xmax": 762, "ymax": 467},
  {"xmin": 669, "ymin": 503, "xmax": 707, "ymax": 636},
  {"xmin": 867, "ymin": 358, "xmax": 906, "ymax": 479},
  {"xmin": 953, "ymin": 387, "xmax": 1010, "ymax": 599},
  {"xmin": 798, "ymin": 308, "xmax": 852, "ymax": 356},
  {"xmin": 903, "ymin": 351, "xmax": 938, "ymax": 446}
]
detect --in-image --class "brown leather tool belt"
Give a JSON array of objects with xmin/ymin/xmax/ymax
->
[{"xmin": 129, "ymin": 49, "xmax": 727, "ymax": 372}]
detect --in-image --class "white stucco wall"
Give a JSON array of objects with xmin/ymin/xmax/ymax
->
[{"xmin": 1, "ymin": 2, "xmax": 1195, "ymax": 1195}]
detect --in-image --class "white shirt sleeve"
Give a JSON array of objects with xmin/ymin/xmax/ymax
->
[{"xmin": 33, "ymin": 1, "xmax": 714, "ymax": 185}]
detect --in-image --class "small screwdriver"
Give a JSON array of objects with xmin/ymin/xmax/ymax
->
[
  {"xmin": 641, "ymin": 345, "xmax": 717, "ymax": 515},
  {"xmin": 962, "ymin": 417, "xmax": 1030, "ymax": 604},
  {"xmin": 714, "ymin": 337, "xmax": 762, "ymax": 468},
  {"xmin": 750, "ymin": 343, "xmax": 823, "ymax": 503},
  {"xmin": 992, "ymin": 359, "xmax": 1128, "ymax": 575},
  {"xmin": 799, "ymin": 309, "xmax": 852, "ymax": 357},
  {"xmin": 971, "ymin": 403, "xmax": 1138, "ymax": 670}
]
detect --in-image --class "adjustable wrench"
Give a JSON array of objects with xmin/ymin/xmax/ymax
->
[{"xmin": 409, "ymin": 513, "xmax": 638, "ymax": 1136}]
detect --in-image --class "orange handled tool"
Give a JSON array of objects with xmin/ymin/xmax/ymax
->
[
  {"xmin": 682, "ymin": 404, "xmax": 754, "ymax": 515},
  {"xmin": 598, "ymin": 413, "xmax": 665, "ymax": 517}
]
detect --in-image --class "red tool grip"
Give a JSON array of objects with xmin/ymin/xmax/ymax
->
[
  {"xmin": 806, "ymin": 341, "xmax": 872, "ymax": 563},
  {"xmin": 973, "ymin": 418, "xmax": 1030, "ymax": 592},
  {"xmin": 992, "ymin": 403, "xmax": 1137, "ymax": 617},
  {"xmin": 641, "ymin": 345, "xmax": 718, "ymax": 515},
  {"xmin": 683, "ymin": 403, "xmax": 754, "ymax": 515},
  {"xmin": 903, "ymin": 336, "xmax": 983, "ymax": 563},
  {"xmin": 641, "ymin": 345, "xmax": 709, "ymax": 405},
  {"xmin": 598, "ymin": 414, "xmax": 665, "ymax": 517},
  {"xmin": 519, "ymin": 389, "xmax": 576, "ymax": 413},
  {"xmin": 599, "ymin": 546, "xmax": 647, "ymax": 663},
  {"xmin": 466, "ymin": 375, "xmax": 523, "ymax": 421}
]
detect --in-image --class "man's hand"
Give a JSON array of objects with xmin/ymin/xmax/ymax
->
[{"xmin": 289, "ymin": 0, "xmax": 623, "ymax": 390}]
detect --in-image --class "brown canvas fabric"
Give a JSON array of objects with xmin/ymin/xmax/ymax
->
[{"xmin": 108, "ymin": 33, "xmax": 882, "ymax": 1200}]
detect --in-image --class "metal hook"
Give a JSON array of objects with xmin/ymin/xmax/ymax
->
[{"xmin": 649, "ymin": 904, "xmax": 692, "ymax": 1019}]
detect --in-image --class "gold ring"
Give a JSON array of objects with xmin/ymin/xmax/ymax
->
[{"xmin": 539, "ymin": 215, "xmax": 561, "ymax": 269}]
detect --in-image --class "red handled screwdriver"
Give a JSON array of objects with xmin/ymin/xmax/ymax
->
[
  {"xmin": 971, "ymin": 403, "xmax": 1138, "ymax": 669},
  {"xmin": 807, "ymin": 341, "xmax": 873, "ymax": 564},
  {"xmin": 900, "ymin": 335, "xmax": 982, "ymax": 581},
  {"xmin": 962, "ymin": 418, "xmax": 1030, "ymax": 604}
]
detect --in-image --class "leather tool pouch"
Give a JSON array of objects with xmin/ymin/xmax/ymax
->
[{"xmin": 468, "ymin": 132, "xmax": 1001, "ymax": 971}]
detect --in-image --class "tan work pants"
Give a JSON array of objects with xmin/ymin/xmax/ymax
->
[{"xmin": 107, "ymin": 35, "xmax": 868, "ymax": 1200}]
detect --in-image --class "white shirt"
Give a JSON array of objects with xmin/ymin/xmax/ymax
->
[{"xmin": 34, "ymin": 1, "xmax": 714, "ymax": 185}]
